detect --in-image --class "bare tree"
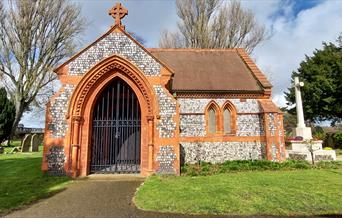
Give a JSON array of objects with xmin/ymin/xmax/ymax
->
[
  {"xmin": 159, "ymin": 0, "xmax": 266, "ymax": 54},
  {"xmin": 0, "ymin": 0, "xmax": 85, "ymax": 138},
  {"xmin": 337, "ymin": 32, "xmax": 342, "ymax": 47}
]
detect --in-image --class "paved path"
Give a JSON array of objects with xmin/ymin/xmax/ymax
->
[{"xmin": 4, "ymin": 176, "xmax": 234, "ymax": 218}]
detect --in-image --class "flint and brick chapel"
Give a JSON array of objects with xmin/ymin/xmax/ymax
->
[{"xmin": 42, "ymin": 3, "xmax": 285, "ymax": 177}]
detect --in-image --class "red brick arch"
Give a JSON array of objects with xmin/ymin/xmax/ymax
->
[
  {"xmin": 221, "ymin": 100, "xmax": 237, "ymax": 135},
  {"xmin": 66, "ymin": 55, "xmax": 156, "ymax": 177}
]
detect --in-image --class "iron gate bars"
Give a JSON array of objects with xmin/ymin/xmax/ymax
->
[{"xmin": 90, "ymin": 78, "xmax": 141, "ymax": 174}]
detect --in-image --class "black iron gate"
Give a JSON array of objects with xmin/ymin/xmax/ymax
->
[{"xmin": 90, "ymin": 78, "xmax": 141, "ymax": 174}]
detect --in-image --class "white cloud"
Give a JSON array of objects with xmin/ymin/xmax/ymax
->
[
  {"xmin": 21, "ymin": 0, "xmax": 342, "ymax": 127},
  {"xmin": 248, "ymin": 1, "xmax": 342, "ymax": 107}
]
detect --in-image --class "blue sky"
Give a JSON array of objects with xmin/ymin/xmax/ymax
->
[{"xmin": 22, "ymin": 0, "xmax": 342, "ymax": 127}]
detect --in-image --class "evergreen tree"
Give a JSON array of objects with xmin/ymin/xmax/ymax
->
[
  {"xmin": 0, "ymin": 88, "xmax": 15, "ymax": 143},
  {"xmin": 285, "ymin": 40, "xmax": 342, "ymax": 125}
]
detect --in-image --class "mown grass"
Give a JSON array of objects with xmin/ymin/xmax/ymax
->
[
  {"xmin": 0, "ymin": 147, "xmax": 70, "ymax": 214},
  {"xmin": 335, "ymin": 148, "xmax": 342, "ymax": 156},
  {"xmin": 135, "ymin": 169, "xmax": 342, "ymax": 216}
]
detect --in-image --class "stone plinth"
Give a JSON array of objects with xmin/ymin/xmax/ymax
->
[
  {"xmin": 289, "ymin": 140, "xmax": 322, "ymax": 151},
  {"xmin": 293, "ymin": 127, "xmax": 312, "ymax": 140},
  {"xmin": 286, "ymin": 140, "xmax": 336, "ymax": 162}
]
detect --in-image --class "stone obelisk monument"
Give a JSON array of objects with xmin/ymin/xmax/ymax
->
[{"xmin": 293, "ymin": 77, "xmax": 312, "ymax": 139}]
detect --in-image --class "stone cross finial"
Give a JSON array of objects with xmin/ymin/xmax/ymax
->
[
  {"xmin": 109, "ymin": 3, "xmax": 128, "ymax": 27},
  {"xmin": 294, "ymin": 77, "xmax": 305, "ymax": 128}
]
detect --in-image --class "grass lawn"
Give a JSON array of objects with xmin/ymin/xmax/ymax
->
[
  {"xmin": 0, "ymin": 147, "xmax": 70, "ymax": 214},
  {"xmin": 335, "ymin": 148, "xmax": 342, "ymax": 156},
  {"xmin": 135, "ymin": 169, "xmax": 342, "ymax": 216}
]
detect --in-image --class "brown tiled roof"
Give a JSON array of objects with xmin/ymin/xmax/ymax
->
[{"xmin": 149, "ymin": 48, "xmax": 271, "ymax": 92}]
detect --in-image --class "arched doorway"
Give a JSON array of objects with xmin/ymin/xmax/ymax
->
[
  {"xmin": 90, "ymin": 78, "xmax": 141, "ymax": 173},
  {"xmin": 66, "ymin": 55, "xmax": 156, "ymax": 177}
]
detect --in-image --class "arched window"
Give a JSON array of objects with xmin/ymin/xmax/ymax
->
[
  {"xmin": 206, "ymin": 101, "xmax": 220, "ymax": 135},
  {"xmin": 222, "ymin": 101, "xmax": 237, "ymax": 135},
  {"xmin": 223, "ymin": 108, "xmax": 231, "ymax": 134},
  {"xmin": 208, "ymin": 108, "xmax": 216, "ymax": 134}
]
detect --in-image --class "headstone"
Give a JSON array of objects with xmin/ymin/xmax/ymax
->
[
  {"xmin": 10, "ymin": 147, "xmax": 21, "ymax": 153},
  {"xmin": 30, "ymin": 134, "xmax": 40, "ymax": 152},
  {"xmin": 21, "ymin": 134, "xmax": 31, "ymax": 152},
  {"xmin": 0, "ymin": 146, "xmax": 4, "ymax": 154}
]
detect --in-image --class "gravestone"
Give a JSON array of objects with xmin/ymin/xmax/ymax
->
[
  {"xmin": 10, "ymin": 147, "xmax": 21, "ymax": 153},
  {"xmin": 30, "ymin": 134, "xmax": 40, "ymax": 152},
  {"xmin": 21, "ymin": 134, "xmax": 31, "ymax": 152}
]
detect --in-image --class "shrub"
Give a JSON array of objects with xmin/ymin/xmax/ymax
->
[
  {"xmin": 0, "ymin": 88, "xmax": 15, "ymax": 143},
  {"xmin": 180, "ymin": 160, "xmax": 340, "ymax": 176},
  {"xmin": 333, "ymin": 131, "xmax": 342, "ymax": 148},
  {"xmin": 323, "ymin": 133, "xmax": 335, "ymax": 148},
  {"xmin": 313, "ymin": 126, "xmax": 325, "ymax": 140},
  {"xmin": 315, "ymin": 161, "xmax": 342, "ymax": 169}
]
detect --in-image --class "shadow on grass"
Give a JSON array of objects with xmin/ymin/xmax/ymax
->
[{"xmin": 0, "ymin": 155, "xmax": 70, "ymax": 216}]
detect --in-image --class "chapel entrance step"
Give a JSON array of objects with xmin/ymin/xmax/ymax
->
[{"xmin": 86, "ymin": 174, "xmax": 146, "ymax": 181}]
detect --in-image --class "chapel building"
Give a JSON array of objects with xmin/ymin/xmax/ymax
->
[{"xmin": 42, "ymin": 3, "xmax": 285, "ymax": 177}]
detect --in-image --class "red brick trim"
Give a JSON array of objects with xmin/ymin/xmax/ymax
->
[
  {"xmin": 236, "ymin": 48, "xmax": 272, "ymax": 89},
  {"xmin": 221, "ymin": 101, "xmax": 237, "ymax": 135}
]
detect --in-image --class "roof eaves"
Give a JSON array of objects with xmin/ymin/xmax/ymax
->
[{"xmin": 236, "ymin": 48, "xmax": 272, "ymax": 89}]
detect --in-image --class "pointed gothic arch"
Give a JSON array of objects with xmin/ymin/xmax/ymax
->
[
  {"xmin": 66, "ymin": 55, "xmax": 156, "ymax": 177},
  {"xmin": 205, "ymin": 101, "xmax": 221, "ymax": 135},
  {"xmin": 221, "ymin": 101, "xmax": 237, "ymax": 135}
]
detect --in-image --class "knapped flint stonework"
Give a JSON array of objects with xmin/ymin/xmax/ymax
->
[
  {"xmin": 68, "ymin": 32, "xmax": 161, "ymax": 76},
  {"xmin": 271, "ymin": 144, "xmax": 277, "ymax": 161},
  {"xmin": 236, "ymin": 114, "xmax": 264, "ymax": 136},
  {"xmin": 49, "ymin": 84, "xmax": 75, "ymax": 138},
  {"xmin": 46, "ymin": 146, "xmax": 66, "ymax": 175},
  {"xmin": 154, "ymin": 85, "xmax": 177, "ymax": 138},
  {"xmin": 178, "ymin": 98, "xmax": 264, "ymax": 137},
  {"xmin": 180, "ymin": 115, "xmax": 206, "ymax": 137},
  {"xmin": 156, "ymin": 145, "xmax": 177, "ymax": 174},
  {"xmin": 268, "ymin": 113, "xmax": 276, "ymax": 136},
  {"xmin": 180, "ymin": 142, "xmax": 265, "ymax": 164},
  {"xmin": 178, "ymin": 98, "xmax": 261, "ymax": 114}
]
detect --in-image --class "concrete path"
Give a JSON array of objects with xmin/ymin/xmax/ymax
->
[{"xmin": 4, "ymin": 176, "xmax": 233, "ymax": 218}]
